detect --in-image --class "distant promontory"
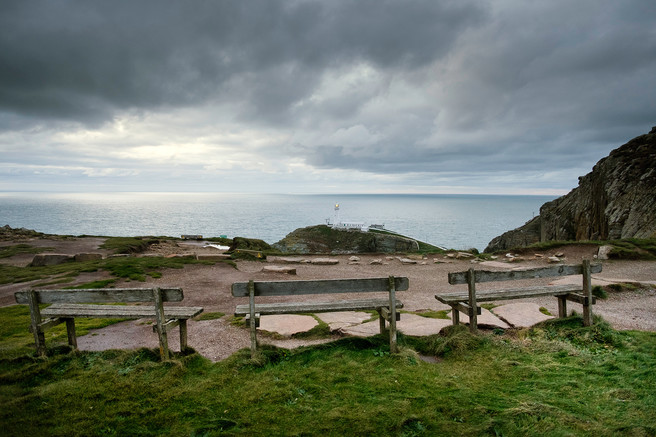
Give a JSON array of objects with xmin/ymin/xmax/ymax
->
[{"xmin": 486, "ymin": 126, "xmax": 656, "ymax": 252}]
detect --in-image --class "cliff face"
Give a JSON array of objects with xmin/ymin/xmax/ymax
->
[
  {"xmin": 486, "ymin": 127, "xmax": 656, "ymax": 252},
  {"xmin": 273, "ymin": 225, "xmax": 419, "ymax": 254}
]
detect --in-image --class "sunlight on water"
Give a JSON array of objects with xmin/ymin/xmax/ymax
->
[{"xmin": 0, "ymin": 192, "xmax": 554, "ymax": 251}]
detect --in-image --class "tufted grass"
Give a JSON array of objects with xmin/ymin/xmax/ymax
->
[{"xmin": 1, "ymin": 309, "xmax": 655, "ymax": 436}]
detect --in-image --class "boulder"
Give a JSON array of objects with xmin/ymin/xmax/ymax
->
[
  {"xmin": 74, "ymin": 253, "xmax": 103, "ymax": 262},
  {"xmin": 30, "ymin": 254, "xmax": 74, "ymax": 266}
]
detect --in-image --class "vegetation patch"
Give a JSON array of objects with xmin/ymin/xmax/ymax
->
[
  {"xmin": 195, "ymin": 312, "xmax": 225, "ymax": 321},
  {"xmin": 0, "ymin": 244, "xmax": 54, "ymax": 259},
  {"xmin": 415, "ymin": 310, "xmax": 451, "ymax": 320},
  {"xmin": 0, "ymin": 311, "xmax": 655, "ymax": 435}
]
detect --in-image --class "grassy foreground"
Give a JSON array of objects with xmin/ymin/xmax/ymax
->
[{"xmin": 1, "ymin": 309, "xmax": 655, "ymax": 437}]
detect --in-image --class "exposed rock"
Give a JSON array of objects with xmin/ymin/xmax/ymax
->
[
  {"xmin": 74, "ymin": 253, "xmax": 103, "ymax": 262},
  {"xmin": 456, "ymin": 252, "xmax": 474, "ymax": 259},
  {"xmin": 310, "ymin": 258, "xmax": 339, "ymax": 265},
  {"xmin": 399, "ymin": 258, "xmax": 417, "ymax": 265},
  {"xmin": 262, "ymin": 266, "xmax": 297, "ymax": 274},
  {"xmin": 349, "ymin": 256, "xmax": 361, "ymax": 262},
  {"xmin": 547, "ymin": 256, "xmax": 562, "ymax": 263},
  {"xmin": 486, "ymin": 127, "xmax": 656, "ymax": 252},
  {"xmin": 597, "ymin": 245, "xmax": 613, "ymax": 260},
  {"xmin": 369, "ymin": 259, "xmax": 383, "ymax": 265},
  {"xmin": 272, "ymin": 225, "xmax": 420, "ymax": 254},
  {"xmin": 30, "ymin": 253, "xmax": 74, "ymax": 266}
]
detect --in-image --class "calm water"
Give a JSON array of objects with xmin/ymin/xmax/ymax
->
[{"xmin": 0, "ymin": 192, "xmax": 555, "ymax": 251}]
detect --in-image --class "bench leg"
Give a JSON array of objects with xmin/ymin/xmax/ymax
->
[
  {"xmin": 557, "ymin": 296, "xmax": 568, "ymax": 318},
  {"xmin": 378, "ymin": 309, "xmax": 386, "ymax": 334},
  {"xmin": 179, "ymin": 319, "xmax": 188, "ymax": 351},
  {"xmin": 27, "ymin": 290, "xmax": 47, "ymax": 357},
  {"xmin": 65, "ymin": 318, "xmax": 77, "ymax": 350},
  {"xmin": 153, "ymin": 288, "xmax": 170, "ymax": 360},
  {"xmin": 248, "ymin": 280, "xmax": 258, "ymax": 358},
  {"xmin": 451, "ymin": 305, "xmax": 460, "ymax": 325}
]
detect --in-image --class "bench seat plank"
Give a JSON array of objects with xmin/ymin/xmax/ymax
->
[
  {"xmin": 435, "ymin": 284, "xmax": 582, "ymax": 304},
  {"xmin": 232, "ymin": 277, "xmax": 409, "ymax": 297},
  {"xmin": 235, "ymin": 298, "xmax": 403, "ymax": 316},
  {"xmin": 42, "ymin": 303, "xmax": 203, "ymax": 319}
]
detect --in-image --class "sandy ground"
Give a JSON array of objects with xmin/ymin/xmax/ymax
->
[{"xmin": 2, "ymin": 238, "xmax": 655, "ymax": 361}]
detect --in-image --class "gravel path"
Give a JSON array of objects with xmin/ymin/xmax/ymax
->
[{"xmin": 2, "ymin": 239, "xmax": 655, "ymax": 361}]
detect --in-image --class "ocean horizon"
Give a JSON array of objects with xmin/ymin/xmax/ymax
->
[{"xmin": 0, "ymin": 192, "xmax": 556, "ymax": 251}]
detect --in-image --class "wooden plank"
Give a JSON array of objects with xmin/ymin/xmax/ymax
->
[
  {"xmin": 448, "ymin": 263, "xmax": 602, "ymax": 285},
  {"xmin": 42, "ymin": 304, "xmax": 203, "ymax": 319},
  {"xmin": 15, "ymin": 288, "xmax": 184, "ymax": 304},
  {"xmin": 435, "ymin": 284, "xmax": 582, "ymax": 304},
  {"xmin": 29, "ymin": 317, "xmax": 64, "ymax": 333},
  {"xmin": 234, "ymin": 299, "xmax": 404, "ymax": 316},
  {"xmin": 152, "ymin": 319, "xmax": 181, "ymax": 334},
  {"xmin": 565, "ymin": 293, "xmax": 596, "ymax": 306},
  {"xmin": 455, "ymin": 302, "xmax": 481, "ymax": 316},
  {"xmin": 379, "ymin": 306, "xmax": 401, "ymax": 322},
  {"xmin": 231, "ymin": 277, "xmax": 409, "ymax": 297}
]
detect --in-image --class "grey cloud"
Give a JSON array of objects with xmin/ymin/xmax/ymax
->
[{"xmin": 0, "ymin": 0, "xmax": 484, "ymax": 126}]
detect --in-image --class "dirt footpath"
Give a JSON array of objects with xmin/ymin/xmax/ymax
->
[{"xmin": 2, "ymin": 238, "xmax": 655, "ymax": 361}]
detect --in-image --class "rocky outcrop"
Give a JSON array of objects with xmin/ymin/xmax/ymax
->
[
  {"xmin": 486, "ymin": 127, "xmax": 656, "ymax": 252},
  {"xmin": 273, "ymin": 225, "xmax": 419, "ymax": 254}
]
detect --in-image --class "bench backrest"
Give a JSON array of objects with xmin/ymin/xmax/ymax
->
[
  {"xmin": 14, "ymin": 287, "xmax": 184, "ymax": 305},
  {"xmin": 448, "ymin": 263, "xmax": 602, "ymax": 285},
  {"xmin": 231, "ymin": 277, "xmax": 409, "ymax": 297}
]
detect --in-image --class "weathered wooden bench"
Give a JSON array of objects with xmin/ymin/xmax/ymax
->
[
  {"xmin": 14, "ymin": 287, "xmax": 203, "ymax": 360},
  {"xmin": 232, "ymin": 276, "xmax": 409, "ymax": 356},
  {"xmin": 435, "ymin": 260, "xmax": 601, "ymax": 333}
]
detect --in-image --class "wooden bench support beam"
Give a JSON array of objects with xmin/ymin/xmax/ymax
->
[
  {"xmin": 65, "ymin": 318, "xmax": 77, "ymax": 350},
  {"xmin": 29, "ymin": 317, "xmax": 65, "ymax": 333}
]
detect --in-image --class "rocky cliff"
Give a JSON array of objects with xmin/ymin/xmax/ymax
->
[
  {"xmin": 273, "ymin": 225, "xmax": 420, "ymax": 254},
  {"xmin": 486, "ymin": 126, "xmax": 656, "ymax": 252}
]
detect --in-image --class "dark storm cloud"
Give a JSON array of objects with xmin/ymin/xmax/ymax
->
[{"xmin": 0, "ymin": 0, "xmax": 483, "ymax": 124}]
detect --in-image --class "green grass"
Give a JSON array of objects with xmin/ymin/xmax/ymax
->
[
  {"xmin": 1, "ymin": 312, "xmax": 655, "ymax": 436},
  {"xmin": 194, "ymin": 312, "xmax": 225, "ymax": 321},
  {"xmin": 0, "ymin": 256, "xmax": 221, "ymax": 285},
  {"xmin": 0, "ymin": 244, "xmax": 54, "ymax": 259}
]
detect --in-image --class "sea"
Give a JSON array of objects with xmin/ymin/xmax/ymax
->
[{"xmin": 0, "ymin": 192, "xmax": 556, "ymax": 251}]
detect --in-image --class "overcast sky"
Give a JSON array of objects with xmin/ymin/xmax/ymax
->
[{"xmin": 1, "ymin": 0, "xmax": 655, "ymax": 195}]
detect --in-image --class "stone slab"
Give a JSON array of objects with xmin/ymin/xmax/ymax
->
[
  {"xmin": 455, "ymin": 307, "xmax": 510, "ymax": 329},
  {"xmin": 491, "ymin": 302, "xmax": 554, "ymax": 328},
  {"xmin": 258, "ymin": 314, "xmax": 318, "ymax": 336},
  {"xmin": 316, "ymin": 311, "xmax": 372, "ymax": 331},
  {"xmin": 340, "ymin": 313, "xmax": 453, "ymax": 337},
  {"xmin": 310, "ymin": 258, "xmax": 340, "ymax": 265},
  {"xmin": 262, "ymin": 266, "xmax": 297, "ymax": 275},
  {"xmin": 267, "ymin": 256, "xmax": 307, "ymax": 264}
]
